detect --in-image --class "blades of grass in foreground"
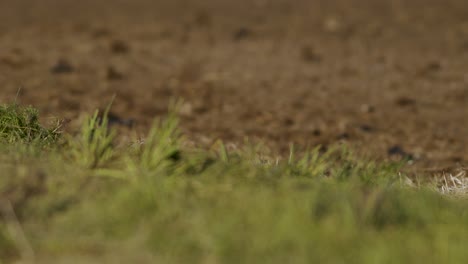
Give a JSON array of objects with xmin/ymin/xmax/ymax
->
[
  {"xmin": 128, "ymin": 111, "xmax": 182, "ymax": 177},
  {"xmin": 95, "ymin": 102, "xmax": 184, "ymax": 180},
  {"xmin": 1, "ymin": 104, "xmax": 468, "ymax": 263},
  {"xmin": 68, "ymin": 109, "xmax": 116, "ymax": 169}
]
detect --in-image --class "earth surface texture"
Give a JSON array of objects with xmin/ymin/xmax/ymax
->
[{"xmin": 1, "ymin": 0, "xmax": 467, "ymax": 175}]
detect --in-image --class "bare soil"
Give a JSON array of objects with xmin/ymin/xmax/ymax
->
[{"xmin": 1, "ymin": 0, "xmax": 467, "ymax": 173}]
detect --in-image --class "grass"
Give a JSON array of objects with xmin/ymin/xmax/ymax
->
[
  {"xmin": 0, "ymin": 104, "xmax": 59, "ymax": 144},
  {"xmin": 0, "ymin": 104, "xmax": 468, "ymax": 263}
]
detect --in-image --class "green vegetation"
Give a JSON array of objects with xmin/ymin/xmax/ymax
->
[
  {"xmin": 0, "ymin": 104, "xmax": 59, "ymax": 144},
  {"xmin": 1, "ymin": 104, "xmax": 467, "ymax": 263}
]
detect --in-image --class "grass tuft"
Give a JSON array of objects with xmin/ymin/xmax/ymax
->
[
  {"xmin": 0, "ymin": 104, "xmax": 59, "ymax": 144},
  {"xmin": 68, "ymin": 108, "xmax": 116, "ymax": 169}
]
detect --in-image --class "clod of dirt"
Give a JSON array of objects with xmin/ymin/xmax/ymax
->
[
  {"xmin": 50, "ymin": 59, "xmax": 74, "ymax": 74},
  {"xmin": 387, "ymin": 145, "xmax": 414, "ymax": 160},
  {"xmin": 360, "ymin": 104, "xmax": 376, "ymax": 113},
  {"xmin": 301, "ymin": 46, "xmax": 322, "ymax": 63},
  {"xmin": 92, "ymin": 28, "xmax": 112, "ymax": 38},
  {"xmin": 283, "ymin": 118, "xmax": 294, "ymax": 127},
  {"xmin": 194, "ymin": 11, "xmax": 212, "ymax": 27},
  {"xmin": 418, "ymin": 61, "xmax": 442, "ymax": 76},
  {"xmin": 110, "ymin": 40, "xmax": 130, "ymax": 54},
  {"xmin": 104, "ymin": 112, "xmax": 135, "ymax": 128},
  {"xmin": 426, "ymin": 61, "xmax": 442, "ymax": 71},
  {"xmin": 106, "ymin": 66, "xmax": 125, "ymax": 80},
  {"xmin": 395, "ymin": 97, "xmax": 416, "ymax": 107},
  {"xmin": 193, "ymin": 103, "xmax": 209, "ymax": 114},
  {"xmin": 451, "ymin": 156, "xmax": 463, "ymax": 163},
  {"xmin": 233, "ymin": 27, "xmax": 252, "ymax": 41},
  {"xmin": 336, "ymin": 132, "xmax": 350, "ymax": 140},
  {"xmin": 312, "ymin": 129, "xmax": 321, "ymax": 136},
  {"xmin": 359, "ymin": 124, "xmax": 374, "ymax": 133}
]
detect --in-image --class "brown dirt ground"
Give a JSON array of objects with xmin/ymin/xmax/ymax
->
[{"xmin": 1, "ymin": 0, "xmax": 467, "ymax": 175}]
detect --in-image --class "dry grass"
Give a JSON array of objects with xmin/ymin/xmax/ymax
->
[{"xmin": 436, "ymin": 168, "xmax": 468, "ymax": 197}]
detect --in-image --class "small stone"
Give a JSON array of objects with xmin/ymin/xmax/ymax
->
[
  {"xmin": 106, "ymin": 66, "xmax": 124, "ymax": 80},
  {"xmin": 283, "ymin": 118, "xmax": 294, "ymax": 126},
  {"xmin": 110, "ymin": 40, "xmax": 130, "ymax": 54},
  {"xmin": 194, "ymin": 11, "xmax": 212, "ymax": 27},
  {"xmin": 233, "ymin": 27, "xmax": 252, "ymax": 41},
  {"xmin": 359, "ymin": 124, "xmax": 374, "ymax": 133},
  {"xmin": 360, "ymin": 104, "xmax": 375, "ymax": 113},
  {"xmin": 179, "ymin": 102, "xmax": 193, "ymax": 116},
  {"xmin": 50, "ymin": 59, "xmax": 74, "ymax": 74},
  {"xmin": 301, "ymin": 46, "xmax": 322, "ymax": 63},
  {"xmin": 395, "ymin": 97, "xmax": 416, "ymax": 107},
  {"xmin": 336, "ymin": 132, "xmax": 350, "ymax": 140},
  {"xmin": 323, "ymin": 16, "xmax": 341, "ymax": 33},
  {"xmin": 105, "ymin": 112, "xmax": 135, "ymax": 128},
  {"xmin": 387, "ymin": 145, "xmax": 414, "ymax": 160},
  {"xmin": 312, "ymin": 129, "xmax": 321, "ymax": 136}
]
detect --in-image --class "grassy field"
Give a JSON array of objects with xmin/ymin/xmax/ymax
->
[{"xmin": 1, "ymin": 103, "xmax": 467, "ymax": 264}]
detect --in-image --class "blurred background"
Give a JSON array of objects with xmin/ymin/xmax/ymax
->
[{"xmin": 0, "ymin": 0, "xmax": 467, "ymax": 171}]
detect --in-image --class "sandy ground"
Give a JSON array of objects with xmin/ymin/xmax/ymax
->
[{"xmin": 1, "ymin": 0, "xmax": 467, "ymax": 174}]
